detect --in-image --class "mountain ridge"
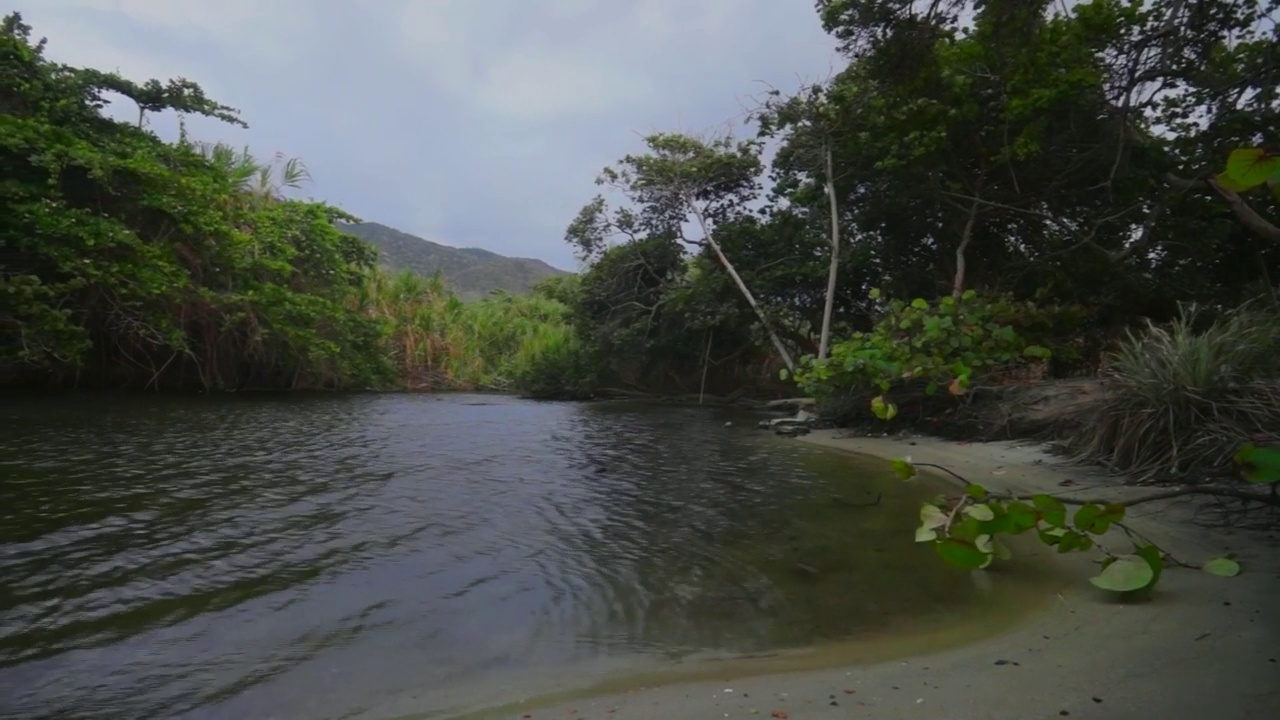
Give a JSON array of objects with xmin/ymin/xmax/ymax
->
[{"xmin": 339, "ymin": 222, "xmax": 569, "ymax": 301}]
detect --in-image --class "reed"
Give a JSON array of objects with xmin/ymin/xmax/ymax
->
[{"xmin": 361, "ymin": 268, "xmax": 583, "ymax": 394}]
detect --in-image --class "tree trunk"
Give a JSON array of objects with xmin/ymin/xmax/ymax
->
[
  {"xmin": 687, "ymin": 198, "xmax": 796, "ymax": 372},
  {"xmin": 818, "ymin": 140, "xmax": 841, "ymax": 361},
  {"xmin": 952, "ymin": 198, "xmax": 981, "ymax": 299}
]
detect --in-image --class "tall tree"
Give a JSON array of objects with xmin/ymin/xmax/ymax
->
[
  {"xmin": 756, "ymin": 78, "xmax": 863, "ymax": 359},
  {"xmin": 569, "ymin": 132, "xmax": 797, "ymax": 371}
]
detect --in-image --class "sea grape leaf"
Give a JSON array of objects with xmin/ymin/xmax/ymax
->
[
  {"xmin": 1217, "ymin": 148, "xmax": 1280, "ymax": 191},
  {"xmin": 892, "ymin": 457, "xmax": 917, "ymax": 480},
  {"xmin": 964, "ymin": 503, "xmax": 995, "ymax": 522},
  {"xmin": 1089, "ymin": 554, "xmax": 1155, "ymax": 592},
  {"xmin": 936, "ymin": 539, "xmax": 990, "ymax": 570},
  {"xmin": 871, "ymin": 395, "xmax": 898, "ymax": 421},
  {"xmin": 919, "ymin": 503, "xmax": 948, "ymax": 530},
  {"xmin": 1032, "ymin": 494, "xmax": 1067, "ymax": 527},
  {"xmin": 1233, "ymin": 444, "xmax": 1280, "ymax": 484},
  {"xmin": 1203, "ymin": 557, "xmax": 1241, "ymax": 577},
  {"xmin": 1005, "ymin": 501, "xmax": 1038, "ymax": 534},
  {"xmin": 1134, "ymin": 544, "xmax": 1164, "ymax": 589},
  {"xmin": 993, "ymin": 540, "xmax": 1014, "ymax": 561}
]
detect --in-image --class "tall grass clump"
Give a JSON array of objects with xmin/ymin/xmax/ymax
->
[
  {"xmin": 510, "ymin": 324, "xmax": 599, "ymax": 399},
  {"xmin": 1064, "ymin": 303, "xmax": 1280, "ymax": 482},
  {"xmin": 360, "ymin": 268, "xmax": 596, "ymax": 396}
]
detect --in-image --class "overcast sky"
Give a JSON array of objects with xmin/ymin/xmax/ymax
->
[{"xmin": 24, "ymin": 1, "xmax": 840, "ymax": 269}]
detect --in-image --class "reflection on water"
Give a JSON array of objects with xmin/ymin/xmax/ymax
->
[{"xmin": 0, "ymin": 394, "xmax": 1051, "ymax": 720}]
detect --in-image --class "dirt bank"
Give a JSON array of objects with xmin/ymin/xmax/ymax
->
[{"xmin": 471, "ymin": 433, "xmax": 1279, "ymax": 720}]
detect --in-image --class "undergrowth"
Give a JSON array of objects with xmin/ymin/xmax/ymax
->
[{"xmin": 1063, "ymin": 303, "xmax": 1280, "ymax": 482}]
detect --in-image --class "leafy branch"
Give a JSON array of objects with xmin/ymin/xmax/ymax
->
[{"xmin": 890, "ymin": 443, "xmax": 1280, "ymax": 595}]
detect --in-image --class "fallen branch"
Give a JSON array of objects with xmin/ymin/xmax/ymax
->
[{"xmin": 915, "ymin": 461, "xmax": 1279, "ymax": 509}]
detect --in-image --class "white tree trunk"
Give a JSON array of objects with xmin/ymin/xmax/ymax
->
[
  {"xmin": 687, "ymin": 199, "xmax": 796, "ymax": 372},
  {"xmin": 952, "ymin": 198, "xmax": 980, "ymax": 299},
  {"xmin": 818, "ymin": 140, "xmax": 841, "ymax": 360}
]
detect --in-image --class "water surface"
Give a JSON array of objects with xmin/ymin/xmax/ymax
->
[{"xmin": 0, "ymin": 394, "xmax": 1054, "ymax": 719}]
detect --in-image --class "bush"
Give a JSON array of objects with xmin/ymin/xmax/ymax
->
[
  {"xmin": 791, "ymin": 290, "xmax": 1059, "ymax": 404},
  {"xmin": 1064, "ymin": 303, "xmax": 1280, "ymax": 481},
  {"xmin": 511, "ymin": 329, "xmax": 599, "ymax": 400}
]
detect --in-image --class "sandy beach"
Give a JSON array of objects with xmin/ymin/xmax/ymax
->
[{"xmin": 474, "ymin": 432, "xmax": 1280, "ymax": 720}]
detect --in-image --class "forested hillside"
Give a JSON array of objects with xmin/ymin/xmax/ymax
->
[{"xmin": 339, "ymin": 222, "xmax": 567, "ymax": 301}]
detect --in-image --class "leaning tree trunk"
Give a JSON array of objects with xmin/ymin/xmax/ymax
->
[
  {"xmin": 818, "ymin": 140, "xmax": 841, "ymax": 360},
  {"xmin": 687, "ymin": 199, "xmax": 796, "ymax": 373}
]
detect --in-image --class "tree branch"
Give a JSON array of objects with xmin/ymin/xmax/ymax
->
[{"xmin": 1164, "ymin": 173, "xmax": 1280, "ymax": 244}]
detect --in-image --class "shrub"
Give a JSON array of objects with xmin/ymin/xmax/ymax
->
[
  {"xmin": 511, "ymin": 328, "xmax": 599, "ymax": 400},
  {"xmin": 1063, "ymin": 303, "xmax": 1280, "ymax": 481},
  {"xmin": 790, "ymin": 290, "xmax": 1059, "ymax": 411}
]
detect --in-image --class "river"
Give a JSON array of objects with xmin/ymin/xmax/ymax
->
[{"xmin": 0, "ymin": 394, "xmax": 1054, "ymax": 719}]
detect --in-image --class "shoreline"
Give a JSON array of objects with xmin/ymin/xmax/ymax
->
[{"xmin": 464, "ymin": 432, "xmax": 1280, "ymax": 720}]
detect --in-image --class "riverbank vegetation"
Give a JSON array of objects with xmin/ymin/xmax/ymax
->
[
  {"xmin": 548, "ymin": 0, "xmax": 1279, "ymax": 482},
  {"xmin": 1, "ymin": 13, "xmax": 573, "ymax": 395},
  {"xmin": 4, "ymin": 3, "xmax": 1279, "ymax": 483}
]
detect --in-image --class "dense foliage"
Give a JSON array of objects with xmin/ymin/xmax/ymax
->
[
  {"xmin": 0, "ymin": 13, "xmax": 580, "ymax": 395},
  {"xmin": 556, "ymin": 0, "xmax": 1279, "ymax": 414},
  {"xmin": 790, "ymin": 290, "xmax": 1067, "ymax": 405},
  {"xmin": 8, "ymin": 0, "xmax": 1280, "ymax": 414}
]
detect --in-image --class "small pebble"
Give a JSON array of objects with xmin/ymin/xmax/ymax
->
[{"xmin": 1092, "ymin": 697, "xmax": 1103, "ymax": 703}]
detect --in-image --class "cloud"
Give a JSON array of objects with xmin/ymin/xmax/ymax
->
[{"xmin": 19, "ymin": 0, "xmax": 839, "ymax": 268}]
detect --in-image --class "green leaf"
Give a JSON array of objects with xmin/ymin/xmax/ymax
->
[
  {"xmin": 949, "ymin": 516, "xmax": 984, "ymax": 542},
  {"xmin": 919, "ymin": 502, "xmax": 948, "ymax": 530},
  {"xmin": 892, "ymin": 457, "xmax": 917, "ymax": 480},
  {"xmin": 779, "ymin": 368, "xmax": 790, "ymax": 381},
  {"xmin": 936, "ymin": 539, "xmax": 990, "ymax": 570},
  {"xmin": 1233, "ymin": 444, "xmax": 1280, "ymax": 484},
  {"xmin": 910, "ymin": 298, "xmax": 929, "ymax": 310},
  {"xmin": 1032, "ymin": 494, "xmax": 1067, "ymax": 527},
  {"xmin": 1203, "ymin": 557, "xmax": 1241, "ymax": 578},
  {"xmin": 925, "ymin": 381, "xmax": 938, "ymax": 396},
  {"xmin": 964, "ymin": 503, "xmax": 995, "ymax": 521},
  {"xmin": 1057, "ymin": 530, "xmax": 1094, "ymax": 554},
  {"xmin": 869, "ymin": 287, "xmax": 881, "ymax": 299},
  {"xmin": 1022, "ymin": 344, "xmax": 1052, "ymax": 359},
  {"xmin": 1218, "ymin": 148, "xmax": 1280, "ymax": 191},
  {"xmin": 1073, "ymin": 504, "xmax": 1103, "ymax": 531},
  {"xmin": 993, "ymin": 540, "xmax": 1014, "ymax": 561},
  {"xmin": 1038, "ymin": 526, "xmax": 1067, "ymax": 546},
  {"xmin": 1005, "ymin": 502, "xmax": 1038, "ymax": 534},
  {"xmin": 964, "ymin": 483, "xmax": 988, "ymax": 501},
  {"xmin": 1134, "ymin": 544, "xmax": 1164, "ymax": 589},
  {"xmin": 870, "ymin": 395, "xmax": 898, "ymax": 421},
  {"xmin": 1089, "ymin": 554, "xmax": 1156, "ymax": 593}
]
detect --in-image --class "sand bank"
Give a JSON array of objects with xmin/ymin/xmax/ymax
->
[{"xmin": 474, "ymin": 432, "xmax": 1279, "ymax": 720}]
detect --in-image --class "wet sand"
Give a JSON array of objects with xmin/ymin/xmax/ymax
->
[{"xmin": 476, "ymin": 432, "xmax": 1280, "ymax": 720}]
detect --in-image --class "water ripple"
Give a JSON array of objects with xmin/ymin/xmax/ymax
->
[{"xmin": 1, "ymin": 394, "xmax": 985, "ymax": 720}]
